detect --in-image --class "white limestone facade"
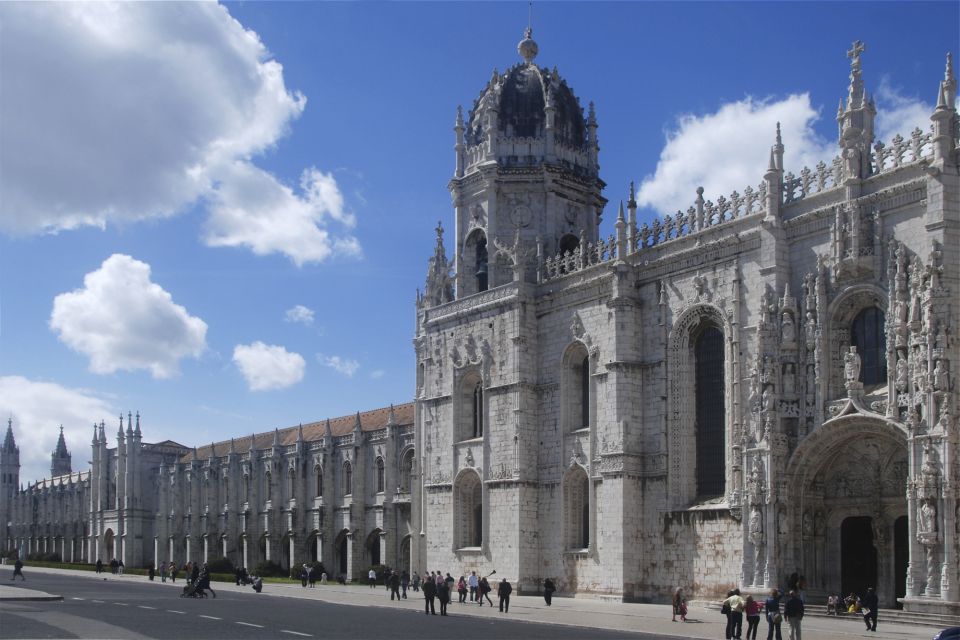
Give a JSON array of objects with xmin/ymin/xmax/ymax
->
[{"xmin": 412, "ymin": 33, "xmax": 959, "ymax": 616}]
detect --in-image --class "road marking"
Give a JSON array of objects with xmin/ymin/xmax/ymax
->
[
  {"xmin": 237, "ymin": 622, "xmax": 264, "ymax": 628},
  {"xmin": 71, "ymin": 597, "xmax": 85, "ymax": 601},
  {"xmin": 281, "ymin": 632, "xmax": 311, "ymax": 637},
  {"xmin": 112, "ymin": 602, "xmax": 129, "ymax": 606},
  {"xmin": 91, "ymin": 599, "xmax": 105, "ymax": 603},
  {"xmin": 167, "ymin": 610, "xmax": 186, "ymax": 614},
  {"xmin": 199, "ymin": 615, "xmax": 222, "ymax": 621},
  {"xmin": 138, "ymin": 605, "xmax": 156, "ymax": 610}
]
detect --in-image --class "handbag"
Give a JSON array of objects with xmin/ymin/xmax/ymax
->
[
  {"xmin": 721, "ymin": 602, "xmax": 731, "ymax": 615},
  {"xmin": 773, "ymin": 613, "xmax": 783, "ymax": 624}
]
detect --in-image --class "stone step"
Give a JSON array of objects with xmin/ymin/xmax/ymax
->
[{"xmin": 695, "ymin": 601, "xmax": 960, "ymax": 629}]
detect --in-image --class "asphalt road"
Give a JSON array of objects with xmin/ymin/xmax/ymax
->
[{"xmin": 0, "ymin": 572, "xmax": 676, "ymax": 640}]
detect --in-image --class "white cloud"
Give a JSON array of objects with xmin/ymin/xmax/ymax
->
[
  {"xmin": 0, "ymin": 376, "xmax": 115, "ymax": 483},
  {"xmin": 369, "ymin": 369, "xmax": 386, "ymax": 380},
  {"xmin": 0, "ymin": 2, "xmax": 359, "ymax": 264},
  {"xmin": 233, "ymin": 341, "xmax": 305, "ymax": 391},
  {"xmin": 205, "ymin": 164, "xmax": 361, "ymax": 266},
  {"xmin": 637, "ymin": 88, "xmax": 932, "ymax": 216},
  {"xmin": 874, "ymin": 78, "xmax": 933, "ymax": 144},
  {"xmin": 319, "ymin": 354, "xmax": 360, "ymax": 378},
  {"xmin": 284, "ymin": 304, "xmax": 315, "ymax": 326},
  {"xmin": 50, "ymin": 254, "xmax": 208, "ymax": 378}
]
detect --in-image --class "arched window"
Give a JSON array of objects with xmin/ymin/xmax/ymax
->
[
  {"xmin": 455, "ymin": 471, "xmax": 482, "ymax": 548},
  {"xmin": 472, "ymin": 383, "xmax": 484, "ymax": 438},
  {"xmin": 375, "ymin": 457, "xmax": 385, "ymax": 493},
  {"xmin": 564, "ymin": 466, "xmax": 590, "ymax": 549},
  {"xmin": 315, "ymin": 468, "xmax": 323, "ymax": 497},
  {"xmin": 559, "ymin": 234, "xmax": 579, "ymax": 256},
  {"xmin": 342, "ymin": 462, "xmax": 352, "ymax": 496},
  {"xmin": 694, "ymin": 326, "xmax": 725, "ymax": 498},
  {"xmin": 580, "ymin": 355, "xmax": 590, "ymax": 429},
  {"xmin": 475, "ymin": 237, "xmax": 488, "ymax": 292},
  {"xmin": 222, "ymin": 477, "xmax": 229, "ymax": 506},
  {"xmin": 400, "ymin": 450, "xmax": 415, "ymax": 492},
  {"xmin": 243, "ymin": 474, "xmax": 250, "ymax": 501},
  {"xmin": 851, "ymin": 307, "xmax": 887, "ymax": 386},
  {"xmin": 288, "ymin": 470, "xmax": 296, "ymax": 501},
  {"xmin": 264, "ymin": 472, "xmax": 271, "ymax": 502},
  {"xmin": 563, "ymin": 344, "xmax": 591, "ymax": 432}
]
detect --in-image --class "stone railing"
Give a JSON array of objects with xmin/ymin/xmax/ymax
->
[
  {"xmin": 464, "ymin": 138, "xmax": 590, "ymax": 171},
  {"xmin": 542, "ymin": 234, "xmax": 619, "ymax": 281},
  {"xmin": 871, "ymin": 127, "xmax": 934, "ymax": 174},
  {"xmin": 784, "ymin": 156, "xmax": 844, "ymax": 203}
]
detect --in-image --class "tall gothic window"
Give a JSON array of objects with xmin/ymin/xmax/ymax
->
[
  {"xmin": 476, "ymin": 237, "xmax": 488, "ymax": 292},
  {"xmin": 563, "ymin": 344, "xmax": 591, "ymax": 432},
  {"xmin": 695, "ymin": 326, "xmax": 725, "ymax": 499},
  {"xmin": 851, "ymin": 307, "xmax": 887, "ymax": 386},
  {"xmin": 288, "ymin": 470, "xmax": 296, "ymax": 501},
  {"xmin": 315, "ymin": 468, "xmax": 323, "ymax": 497},
  {"xmin": 472, "ymin": 383, "xmax": 484, "ymax": 438},
  {"xmin": 564, "ymin": 466, "xmax": 590, "ymax": 549},
  {"xmin": 264, "ymin": 472, "xmax": 271, "ymax": 502},
  {"xmin": 375, "ymin": 457, "xmax": 385, "ymax": 493},
  {"xmin": 456, "ymin": 471, "xmax": 482, "ymax": 548},
  {"xmin": 458, "ymin": 373, "xmax": 484, "ymax": 441},
  {"xmin": 222, "ymin": 477, "xmax": 229, "ymax": 506},
  {"xmin": 342, "ymin": 462, "xmax": 352, "ymax": 496},
  {"xmin": 580, "ymin": 355, "xmax": 590, "ymax": 429},
  {"xmin": 400, "ymin": 450, "xmax": 415, "ymax": 492}
]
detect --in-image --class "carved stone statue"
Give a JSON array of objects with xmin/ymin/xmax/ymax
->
[
  {"xmin": 932, "ymin": 359, "xmax": 949, "ymax": 391},
  {"xmin": 748, "ymin": 372, "xmax": 760, "ymax": 411},
  {"xmin": 762, "ymin": 386, "xmax": 776, "ymax": 412},
  {"xmin": 805, "ymin": 311, "xmax": 817, "ymax": 346},
  {"xmin": 844, "ymin": 346, "xmax": 861, "ymax": 385},
  {"xmin": 749, "ymin": 507, "xmax": 763, "ymax": 546},
  {"xmin": 783, "ymin": 364, "xmax": 796, "ymax": 395},
  {"xmin": 922, "ymin": 440, "xmax": 940, "ymax": 479},
  {"xmin": 896, "ymin": 356, "xmax": 910, "ymax": 392},
  {"xmin": 918, "ymin": 498, "xmax": 937, "ymax": 535},
  {"xmin": 782, "ymin": 312, "xmax": 796, "ymax": 345},
  {"xmin": 806, "ymin": 365, "xmax": 816, "ymax": 396}
]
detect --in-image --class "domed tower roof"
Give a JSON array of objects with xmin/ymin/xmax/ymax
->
[{"xmin": 460, "ymin": 28, "xmax": 596, "ymax": 177}]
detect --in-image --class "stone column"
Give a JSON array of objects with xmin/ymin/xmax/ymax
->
[
  {"xmin": 185, "ymin": 536, "xmax": 192, "ymax": 563},
  {"xmin": 289, "ymin": 535, "xmax": 296, "ymax": 570},
  {"xmin": 203, "ymin": 535, "xmax": 209, "ymax": 563},
  {"xmin": 379, "ymin": 531, "xmax": 387, "ymax": 570},
  {"xmin": 242, "ymin": 537, "xmax": 249, "ymax": 571}
]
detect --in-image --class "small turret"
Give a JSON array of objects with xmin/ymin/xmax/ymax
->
[
  {"xmin": 421, "ymin": 221, "xmax": 453, "ymax": 309},
  {"xmin": 931, "ymin": 52, "xmax": 958, "ymax": 163},
  {"xmin": 2, "ymin": 418, "xmax": 17, "ymax": 454},
  {"xmin": 51, "ymin": 425, "xmax": 72, "ymax": 477},
  {"xmin": 836, "ymin": 41, "xmax": 876, "ymax": 181}
]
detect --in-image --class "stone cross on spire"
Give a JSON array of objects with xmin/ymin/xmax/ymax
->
[{"xmin": 847, "ymin": 40, "xmax": 866, "ymax": 109}]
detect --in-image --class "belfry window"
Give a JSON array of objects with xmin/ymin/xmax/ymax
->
[
  {"xmin": 375, "ymin": 457, "xmax": 385, "ymax": 493},
  {"xmin": 851, "ymin": 307, "xmax": 887, "ymax": 386},
  {"xmin": 694, "ymin": 326, "xmax": 725, "ymax": 499},
  {"xmin": 472, "ymin": 383, "xmax": 484, "ymax": 438},
  {"xmin": 559, "ymin": 234, "xmax": 579, "ymax": 256},
  {"xmin": 475, "ymin": 237, "xmax": 489, "ymax": 292}
]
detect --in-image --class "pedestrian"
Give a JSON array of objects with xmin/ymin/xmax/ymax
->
[
  {"xmin": 544, "ymin": 578, "xmax": 556, "ymax": 606},
  {"xmin": 170, "ymin": 561, "xmax": 179, "ymax": 584},
  {"xmin": 148, "ymin": 565, "xmax": 155, "ymax": 581},
  {"xmin": 861, "ymin": 586, "xmax": 878, "ymax": 632},
  {"xmin": 198, "ymin": 564, "xmax": 216, "ymax": 598},
  {"xmin": 457, "ymin": 575, "xmax": 467, "ymax": 603},
  {"xmin": 190, "ymin": 562, "xmax": 200, "ymax": 586},
  {"xmin": 118, "ymin": 560, "xmax": 124, "ymax": 575},
  {"xmin": 468, "ymin": 571, "xmax": 478, "ymax": 601},
  {"xmin": 498, "ymin": 577, "xmax": 512, "ymax": 613},
  {"xmin": 301, "ymin": 564, "xmax": 308, "ymax": 588},
  {"xmin": 765, "ymin": 588, "xmax": 783, "ymax": 640},
  {"xmin": 252, "ymin": 575, "xmax": 263, "ymax": 593},
  {"xmin": 826, "ymin": 593, "xmax": 837, "ymax": 615},
  {"xmin": 437, "ymin": 575, "xmax": 450, "ymax": 616},
  {"xmin": 422, "ymin": 574, "xmax": 437, "ymax": 615},
  {"xmin": 234, "ymin": 567, "xmax": 241, "ymax": 586},
  {"xmin": 783, "ymin": 590, "xmax": 803, "ymax": 640},
  {"xmin": 479, "ymin": 576, "xmax": 493, "ymax": 606},
  {"xmin": 95, "ymin": 558, "xmax": 103, "ymax": 574},
  {"xmin": 745, "ymin": 594, "xmax": 761, "ymax": 640},
  {"xmin": 390, "ymin": 571, "xmax": 402, "ymax": 601},
  {"xmin": 110, "ymin": 558, "xmax": 118, "ymax": 574},
  {"xmin": 308, "ymin": 565, "xmax": 316, "ymax": 588},
  {"xmin": 160, "ymin": 562, "xmax": 167, "ymax": 583},
  {"xmin": 10, "ymin": 558, "xmax": 25, "ymax": 581},
  {"xmin": 672, "ymin": 587, "xmax": 684, "ymax": 621},
  {"xmin": 368, "ymin": 567, "xmax": 377, "ymax": 588},
  {"xmin": 401, "ymin": 570, "xmax": 409, "ymax": 599},
  {"xmin": 723, "ymin": 588, "xmax": 745, "ymax": 640},
  {"xmin": 412, "ymin": 571, "xmax": 421, "ymax": 592}
]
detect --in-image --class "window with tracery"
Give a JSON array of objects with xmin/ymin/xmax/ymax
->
[
  {"xmin": 851, "ymin": 307, "xmax": 887, "ymax": 386},
  {"xmin": 342, "ymin": 462, "xmax": 352, "ymax": 496},
  {"xmin": 455, "ymin": 471, "xmax": 482, "ymax": 548},
  {"xmin": 695, "ymin": 325, "xmax": 725, "ymax": 499},
  {"xmin": 375, "ymin": 457, "xmax": 385, "ymax": 493},
  {"xmin": 315, "ymin": 468, "xmax": 323, "ymax": 497},
  {"xmin": 564, "ymin": 467, "xmax": 590, "ymax": 549}
]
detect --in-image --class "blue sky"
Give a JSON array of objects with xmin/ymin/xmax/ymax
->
[{"xmin": 1, "ymin": 1, "xmax": 956, "ymax": 482}]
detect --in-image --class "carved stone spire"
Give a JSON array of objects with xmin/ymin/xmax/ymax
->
[
  {"xmin": 422, "ymin": 221, "xmax": 453, "ymax": 308},
  {"xmin": 3, "ymin": 418, "xmax": 17, "ymax": 453},
  {"xmin": 324, "ymin": 418, "xmax": 333, "ymax": 441},
  {"xmin": 134, "ymin": 411, "xmax": 142, "ymax": 438},
  {"xmin": 846, "ymin": 40, "xmax": 866, "ymax": 110},
  {"xmin": 837, "ymin": 41, "xmax": 876, "ymax": 180}
]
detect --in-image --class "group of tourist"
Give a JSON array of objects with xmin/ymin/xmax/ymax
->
[
  {"xmin": 405, "ymin": 570, "xmax": 513, "ymax": 615},
  {"xmin": 93, "ymin": 558, "xmax": 124, "ymax": 575},
  {"xmin": 297, "ymin": 564, "xmax": 328, "ymax": 588},
  {"xmin": 826, "ymin": 587, "xmax": 879, "ymax": 631}
]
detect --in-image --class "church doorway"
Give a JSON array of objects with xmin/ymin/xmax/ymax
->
[
  {"xmin": 399, "ymin": 535, "xmax": 411, "ymax": 575},
  {"xmin": 841, "ymin": 516, "xmax": 877, "ymax": 598},
  {"xmin": 335, "ymin": 530, "xmax": 348, "ymax": 577},
  {"xmin": 104, "ymin": 529, "xmax": 115, "ymax": 561},
  {"xmin": 308, "ymin": 532, "xmax": 319, "ymax": 563},
  {"xmin": 894, "ymin": 516, "xmax": 908, "ymax": 608},
  {"xmin": 365, "ymin": 529, "xmax": 382, "ymax": 567}
]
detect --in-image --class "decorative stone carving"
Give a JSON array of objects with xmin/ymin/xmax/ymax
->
[
  {"xmin": 782, "ymin": 312, "xmax": 796, "ymax": 346},
  {"xmin": 844, "ymin": 347, "xmax": 861, "ymax": 387},
  {"xmin": 465, "ymin": 448, "xmax": 474, "ymax": 467},
  {"xmin": 749, "ymin": 506, "xmax": 763, "ymax": 546},
  {"xmin": 932, "ymin": 359, "xmax": 949, "ymax": 391},
  {"xmin": 783, "ymin": 364, "xmax": 796, "ymax": 395}
]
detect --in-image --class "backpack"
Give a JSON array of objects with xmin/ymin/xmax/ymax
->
[{"xmin": 721, "ymin": 602, "xmax": 731, "ymax": 615}]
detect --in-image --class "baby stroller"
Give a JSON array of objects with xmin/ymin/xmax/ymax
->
[{"xmin": 180, "ymin": 581, "xmax": 207, "ymax": 598}]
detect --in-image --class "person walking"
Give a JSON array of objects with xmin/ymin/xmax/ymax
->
[
  {"xmin": 368, "ymin": 568, "xmax": 377, "ymax": 588},
  {"xmin": 148, "ymin": 565, "xmax": 155, "ymax": 581},
  {"xmin": 170, "ymin": 561, "xmax": 179, "ymax": 584},
  {"xmin": 457, "ymin": 576, "xmax": 467, "ymax": 603},
  {"xmin": 468, "ymin": 571, "xmax": 478, "ymax": 602},
  {"xmin": 478, "ymin": 576, "xmax": 493, "ymax": 606},
  {"xmin": 389, "ymin": 571, "xmax": 402, "ymax": 601},
  {"xmin": 724, "ymin": 589, "xmax": 745, "ymax": 640},
  {"xmin": 437, "ymin": 576, "xmax": 450, "ymax": 616},
  {"xmin": 300, "ymin": 564, "xmax": 308, "ymax": 588},
  {"xmin": 497, "ymin": 577, "xmax": 512, "ymax": 613},
  {"xmin": 10, "ymin": 558, "xmax": 25, "ymax": 581},
  {"xmin": 160, "ymin": 562, "xmax": 167, "ymax": 583},
  {"xmin": 308, "ymin": 565, "xmax": 316, "ymax": 588},
  {"xmin": 412, "ymin": 571, "xmax": 421, "ymax": 593},
  {"xmin": 765, "ymin": 589, "xmax": 783, "ymax": 640},
  {"xmin": 783, "ymin": 590, "xmax": 804, "ymax": 640},
  {"xmin": 672, "ymin": 587, "xmax": 684, "ymax": 622},
  {"xmin": 543, "ymin": 578, "xmax": 556, "ymax": 606},
  {"xmin": 118, "ymin": 560, "xmax": 124, "ymax": 575},
  {"xmin": 95, "ymin": 558, "xmax": 103, "ymax": 575},
  {"xmin": 190, "ymin": 562, "xmax": 200, "ymax": 586},
  {"xmin": 861, "ymin": 587, "xmax": 878, "ymax": 632},
  {"xmin": 744, "ymin": 594, "xmax": 761, "ymax": 640},
  {"xmin": 400, "ymin": 570, "xmax": 409, "ymax": 599},
  {"xmin": 422, "ymin": 574, "xmax": 437, "ymax": 615}
]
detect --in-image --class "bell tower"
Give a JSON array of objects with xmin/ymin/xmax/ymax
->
[
  {"xmin": 51, "ymin": 425, "xmax": 72, "ymax": 478},
  {"xmin": 448, "ymin": 27, "xmax": 606, "ymax": 297},
  {"xmin": 1, "ymin": 418, "xmax": 20, "ymax": 552}
]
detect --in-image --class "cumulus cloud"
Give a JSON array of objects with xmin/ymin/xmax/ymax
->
[
  {"xmin": 369, "ymin": 370, "xmax": 386, "ymax": 380},
  {"xmin": 319, "ymin": 354, "xmax": 360, "ymax": 378},
  {"xmin": 0, "ymin": 376, "xmax": 115, "ymax": 483},
  {"xmin": 50, "ymin": 254, "xmax": 208, "ymax": 378},
  {"xmin": 637, "ymin": 88, "xmax": 932, "ymax": 216},
  {"xmin": 0, "ymin": 2, "xmax": 358, "ymax": 264},
  {"xmin": 284, "ymin": 304, "xmax": 315, "ymax": 326},
  {"xmin": 233, "ymin": 341, "xmax": 305, "ymax": 391}
]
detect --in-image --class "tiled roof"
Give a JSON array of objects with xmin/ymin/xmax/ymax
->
[{"xmin": 184, "ymin": 402, "xmax": 414, "ymax": 462}]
